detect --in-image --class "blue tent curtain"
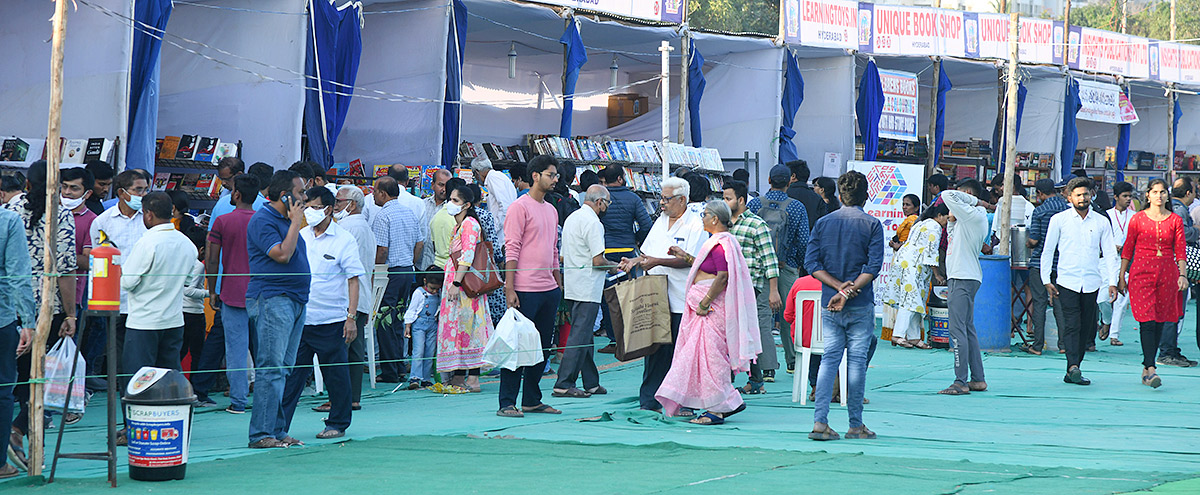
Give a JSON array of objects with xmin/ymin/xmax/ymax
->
[
  {"xmin": 127, "ymin": 0, "xmax": 173, "ymax": 173},
  {"xmin": 304, "ymin": 0, "xmax": 363, "ymax": 169},
  {"xmin": 1173, "ymin": 97, "xmax": 1184, "ymax": 156},
  {"xmin": 687, "ymin": 39, "xmax": 706, "ymax": 147},
  {"xmin": 856, "ymin": 60, "xmax": 883, "ymax": 161},
  {"xmin": 441, "ymin": 0, "xmax": 467, "ymax": 169},
  {"xmin": 559, "ymin": 20, "xmax": 588, "ymax": 138},
  {"xmin": 993, "ymin": 82, "xmax": 1027, "ymax": 171},
  {"xmin": 1059, "ymin": 78, "xmax": 1082, "ymax": 179},
  {"xmin": 778, "ymin": 49, "xmax": 804, "ymax": 165},
  {"xmin": 932, "ymin": 65, "xmax": 952, "ymax": 169}
]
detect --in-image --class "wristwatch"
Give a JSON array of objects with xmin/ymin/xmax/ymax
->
[
  {"xmin": 453, "ymin": 281, "xmax": 462, "ymax": 287},
  {"xmin": 346, "ymin": 312, "xmax": 357, "ymax": 321}
]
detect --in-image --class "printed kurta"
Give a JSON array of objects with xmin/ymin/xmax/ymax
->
[
  {"xmin": 882, "ymin": 219, "xmax": 942, "ymax": 315},
  {"xmin": 437, "ymin": 217, "xmax": 493, "ymax": 371}
]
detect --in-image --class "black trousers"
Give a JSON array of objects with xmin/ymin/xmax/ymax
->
[
  {"xmin": 1141, "ymin": 321, "xmax": 1164, "ymax": 369},
  {"xmin": 499, "ymin": 288, "xmax": 562, "ymax": 409},
  {"xmin": 1056, "ymin": 286, "xmax": 1098, "ymax": 371},
  {"xmin": 639, "ymin": 313, "xmax": 681, "ymax": 410},
  {"xmin": 377, "ymin": 267, "xmax": 414, "ymax": 380},
  {"xmin": 122, "ymin": 326, "xmax": 184, "ymax": 377},
  {"xmin": 180, "ymin": 312, "xmax": 207, "ymax": 367}
]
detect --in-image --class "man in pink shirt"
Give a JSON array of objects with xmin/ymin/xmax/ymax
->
[{"xmin": 499, "ymin": 155, "xmax": 563, "ymax": 417}]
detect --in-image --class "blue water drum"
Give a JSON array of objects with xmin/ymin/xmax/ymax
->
[{"xmin": 974, "ymin": 254, "xmax": 1012, "ymax": 352}]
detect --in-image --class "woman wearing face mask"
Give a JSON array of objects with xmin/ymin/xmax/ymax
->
[
  {"xmin": 468, "ymin": 183, "xmax": 508, "ymax": 327},
  {"xmin": 436, "ymin": 185, "xmax": 493, "ymax": 393},
  {"xmin": 881, "ymin": 203, "xmax": 951, "ymax": 349}
]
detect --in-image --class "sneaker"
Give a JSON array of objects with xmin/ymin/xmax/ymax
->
[
  {"xmin": 762, "ymin": 370, "xmax": 776, "ymax": 383},
  {"xmin": 786, "ymin": 365, "xmax": 794, "ymax": 374},
  {"xmin": 226, "ymin": 405, "xmax": 246, "ymax": 414},
  {"xmin": 1157, "ymin": 355, "xmax": 1191, "ymax": 367},
  {"xmin": 194, "ymin": 399, "xmax": 218, "ymax": 408},
  {"xmin": 406, "ymin": 380, "xmax": 422, "ymax": 390}
]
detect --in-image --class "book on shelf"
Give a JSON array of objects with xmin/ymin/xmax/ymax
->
[
  {"xmin": 0, "ymin": 138, "xmax": 30, "ymax": 162},
  {"xmin": 194, "ymin": 137, "xmax": 218, "ymax": 162},
  {"xmin": 166, "ymin": 173, "xmax": 184, "ymax": 190},
  {"xmin": 83, "ymin": 138, "xmax": 106, "ymax": 163},
  {"xmin": 175, "ymin": 135, "xmax": 199, "ymax": 160},
  {"xmin": 152, "ymin": 172, "xmax": 171, "ymax": 191},
  {"xmin": 159, "ymin": 136, "xmax": 181, "ymax": 159},
  {"xmin": 213, "ymin": 140, "xmax": 238, "ymax": 162},
  {"xmin": 195, "ymin": 174, "xmax": 214, "ymax": 194},
  {"xmin": 61, "ymin": 139, "xmax": 86, "ymax": 164}
]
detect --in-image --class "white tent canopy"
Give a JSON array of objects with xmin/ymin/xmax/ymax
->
[{"xmin": 0, "ymin": 0, "xmax": 132, "ymax": 168}]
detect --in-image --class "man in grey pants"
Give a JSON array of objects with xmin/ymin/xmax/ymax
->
[
  {"xmin": 938, "ymin": 181, "xmax": 991, "ymax": 395},
  {"xmin": 554, "ymin": 186, "xmax": 614, "ymax": 397}
]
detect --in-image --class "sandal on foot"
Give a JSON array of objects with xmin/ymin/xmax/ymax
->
[
  {"xmin": 808, "ymin": 426, "xmax": 841, "ymax": 441},
  {"xmin": 248, "ymin": 438, "xmax": 288, "ymax": 449},
  {"xmin": 280, "ymin": 436, "xmax": 305, "ymax": 447},
  {"xmin": 586, "ymin": 386, "xmax": 607, "ymax": 395},
  {"xmin": 1111, "ymin": 339, "xmax": 1124, "ymax": 346},
  {"xmin": 723, "ymin": 403, "xmax": 747, "ymax": 418},
  {"xmin": 967, "ymin": 381, "xmax": 988, "ymax": 392},
  {"xmin": 551, "ymin": 387, "xmax": 591, "ymax": 398},
  {"xmin": 911, "ymin": 340, "xmax": 932, "ymax": 349},
  {"xmin": 521, "ymin": 404, "xmax": 562, "ymax": 414},
  {"xmin": 316, "ymin": 428, "xmax": 345, "ymax": 439},
  {"xmin": 497, "ymin": 406, "xmax": 524, "ymax": 418},
  {"xmin": 1020, "ymin": 344, "xmax": 1042, "ymax": 356},
  {"xmin": 312, "ymin": 402, "xmax": 332, "ymax": 413},
  {"xmin": 891, "ymin": 337, "xmax": 913, "ymax": 348},
  {"xmin": 738, "ymin": 382, "xmax": 765, "ymax": 395},
  {"xmin": 689, "ymin": 412, "xmax": 725, "ymax": 425},
  {"xmin": 845, "ymin": 426, "xmax": 877, "ymax": 439},
  {"xmin": 1143, "ymin": 374, "xmax": 1162, "ymax": 388},
  {"xmin": 938, "ymin": 383, "xmax": 971, "ymax": 395},
  {"xmin": 671, "ymin": 408, "xmax": 696, "ymax": 418}
]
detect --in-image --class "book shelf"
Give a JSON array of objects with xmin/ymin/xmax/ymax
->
[
  {"xmin": 1, "ymin": 136, "xmax": 120, "ymax": 170},
  {"xmin": 152, "ymin": 139, "xmax": 243, "ymax": 211}
]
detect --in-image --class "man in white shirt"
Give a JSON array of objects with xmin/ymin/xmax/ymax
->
[
  {"xmin": 619, "ymin": 177, "xmax": 709, "ymax": 412},
  {"xmin": 938, "ymin": 181, "xmax": 991, "ymax": 396},
  {"xmin": 1102, "ymin": 181, "xmax": 1135, "ymax": 346},
  {"xmin": 279, "ymin": 187, "xmax": 364, "ymax": 440},
  {"xmin": 990, "ymin": 176, "xmax": 1034, "ymax": 240},
  {"xmin": 472, "ymin": 156, "xmax": 517, "ymax": 245},
  {"xmin": 119, "ymin": 192, "xmax": 198, "ymax": 381},
  {"xmin": 332, "ymin": 185, "xmax": 376, "ymax": 409},
  {"xmin": 553, "ymin": 185, "xmax": 614, "ymax": 398},
  {"xmin": 1042, "ymin": 177, "xmax": 1119, "ymax": 386}
]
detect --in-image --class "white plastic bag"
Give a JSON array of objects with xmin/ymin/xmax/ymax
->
[
  {"xmin": 482, "ymin": 308, "xmax": 544, "ymax": 371},
  {"xmin": 44, "ymin": 337, "xmax": 86, "ymax": 414}
]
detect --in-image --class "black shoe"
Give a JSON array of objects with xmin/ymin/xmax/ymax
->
[
  {"xmin": 763, "ymin": 370, "xmax": 776, "ymax": 383},
  {"xmin": 376, "ymin": 375, "xmax": 402, "ymax": 383},
  {"xmin": 1156, "ymin": 355, "xmax": 1191, "ymax": 367},
  {"xmin": 1064, "ymin": 367, "xmax": 1091, "ymax": 386},
  {"xmin": 786, "ymin": 365, "xmax": 794, "ymax": 374},
  {"xmin": 1179, "ymin": 354, "xmax": 1199, "ymax": 367}
]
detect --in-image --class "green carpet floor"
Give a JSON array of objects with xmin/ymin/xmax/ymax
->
[{"xmin": 10, "ymin": 310, "xmax": 1200, "ymax": 493}]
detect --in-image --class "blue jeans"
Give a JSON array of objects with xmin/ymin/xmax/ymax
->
[
  {"xmin": 409, "ymin": 324, "xmax": 437, "ymax": 383},
  {"xmin": 247, "ymin": 295, "xmax": 306, "ymax": 443},
  {"xmin": 222, "ymin": 304, "xmax": 252, "ymax": 409},
  {"xmin": 813, "ymin": 305, "xmax": 873, "ymax": 429},
  {"xmin": 0, "ymin": 321, "xmax": 18, "ymax": 468},
  {"xmin": 281, "ymin": 321, "xmax": 352, "ymax": 433}
]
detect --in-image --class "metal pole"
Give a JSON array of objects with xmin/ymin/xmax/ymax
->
[
  {"xmin": 1169, "ymin": 85, "xmax": 1177, "ymax": 183},
  {"xmin": 30, "ymin": 0, "xmax": 69, "ymax": 476},
  {"xmin": 997, "ymin": 13, "xmax": 1020, "ymax": 256},
  {"xmin": 928, "ymin": 57, "xmax": 942, "ymax": 179},
  {"xmin": 679, "ymin": 29, "xmax": 689, "ymax": 145},
  {"xmin": 659, "ymin": 41, "xmax": 674, "ymax": 179}
]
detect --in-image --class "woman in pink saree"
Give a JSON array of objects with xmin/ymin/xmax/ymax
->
[{"xmin": 656, "ymin": 200, "xmax": 762, "ymax": 425}]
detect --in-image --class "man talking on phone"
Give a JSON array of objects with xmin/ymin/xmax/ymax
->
[{"xmin": 244, "ymin": 170, "xmax": 311, "ymax": 449}]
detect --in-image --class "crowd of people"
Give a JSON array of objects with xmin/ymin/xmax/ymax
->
[{"xmin": 0, "ymin": 153, "xmax": 1196, "ymax": 477}]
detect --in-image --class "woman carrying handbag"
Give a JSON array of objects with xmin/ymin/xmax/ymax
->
[{"xmin": 437, "ymin": 185, "xmax": 495, "ymax": 392}]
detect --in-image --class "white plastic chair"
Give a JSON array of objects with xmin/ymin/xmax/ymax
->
[{"xmin": 791, "ymin": 289, "xmax": 848, "ymax": 406}]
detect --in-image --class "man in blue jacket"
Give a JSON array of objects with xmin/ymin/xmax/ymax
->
[{"xmin": 596, "ymin": 165, "xmax": 654, "ymax": 352}]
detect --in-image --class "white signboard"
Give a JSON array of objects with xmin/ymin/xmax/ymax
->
[
  {"xmin": 1077, "ymin": 79, "xmax": 1140, "ymax": 125},
  {"xmin": 789, "ymin": 0, "xmax": 858, "ymax": 49},
  {"xmin": 878, "ymin": 69, "xmax": 920, "ymax": 142},
  {"xmin": 847, "ymin": 160, "xmax": 926, "ymax": 270}
]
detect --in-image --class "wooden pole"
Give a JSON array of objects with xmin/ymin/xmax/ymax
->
[
  {"xmin": 1170, "ymin": 0, "xmax": 1177, "ymax": 41},
  {"xmin": 928, "ymin": 57, "xmax": 942, "ymax": 180},
  {"xmin": 30, "ymin": 0, "xmax": 69, "ymax": 477},
  {"xmin": 997, "ymin": 13, "xmax": 1020, "ymax": 256},
  {"xmin": 679, "ymin": 29, "xmax": 688, "ymax": 145},
  {"xmin": 1121, "ymin": 0, "xmax": 1127, "ymax": 33},
  {"xmin": 1064, "ymin": 0, "xmax": 1072, "ymax": 25}
]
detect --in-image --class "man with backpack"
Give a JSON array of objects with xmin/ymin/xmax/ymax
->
[
  {"xmin": 723, "ymin": 180, "xmax": 783, "ymax": 393},
  {"xmin": 748, "ymin": 165, "xmax": 811, "ymax": 378}
]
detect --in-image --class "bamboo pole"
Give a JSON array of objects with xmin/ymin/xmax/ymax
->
[
  {"xmin": 997, "ymin": 13, "xmax": 1020, "ymax": 256},
  {"xmin": 30, "ymin": 0, "xmax": 69, "ymax": 477},
  {"xmin": 928, "ymin": 57, "xmax": 941, "ymax": 180},
  {"xmin": 1064, "ymin": 0, "xmax": 1072, "ymax": 24}
]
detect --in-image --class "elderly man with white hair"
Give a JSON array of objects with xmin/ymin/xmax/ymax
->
[
  {"xmin": 471, "ymin": 156, "xmax": 518, "ymax": 245},
  {"xmin": 618, "ymin": 177, "xmax": 709, "ymax": 413},
  {"xmin": 553, "ymin": 185, "xmax": 616, "ymax": 398},
  {"xmin": 330, "ymin": 185, "xmax": 376, "ymax": 410}
]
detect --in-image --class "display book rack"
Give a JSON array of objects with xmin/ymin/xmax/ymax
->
[
  {"xmin": 1073, "ymin": 146, "xmax": 1172, "ymax": 196},
  {"xmin": 1, "ymin": 135, "xmax": 120, "ymax": 172},
  {"xmin": 151, "ymin": 136, "xmax": 243, "ymax": 211},
  {"xmin": 456, "ymin": 134, "xmax": 730, "ymax": 196}
]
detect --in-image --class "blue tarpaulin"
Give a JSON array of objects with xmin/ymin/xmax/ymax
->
[
  {"xmin": 778, "ymin": 50, "xmax": 804, "ymax": 165},
  {"xmin": 994, "ymin": 82, "xmax": 1027, "ymax": 170},
  {"xmin": 559, "ymin": 20, "xmax": 588, "ymax": 138},
  {"xmin": 304, "ymin": 0, "xmax": 362, "ymax": 169},
  {"xmin": 441, "ymin": 0, "xmax": 467, "ymax": 169},
  {"xmin": 1173, "ymin": 97, "xmax": 1183, "ymax": 155},
  {"xmin": 856, "ymin": 60, "xmax": 883, "ymax": 161},
  {"xmin": 932, "ymin": 65, "xmax": 952, "ymax": 169},
  {"xmin": 126, "ymin": 0, "xmax": 173, "ymax": 173},
  {"xmin": 1059, "ymin": 78, "xmax": 1082, "ymax": 179},
  {"xmin": 687, "ymin": 39, "xmax": 705, "ymax": 147}
]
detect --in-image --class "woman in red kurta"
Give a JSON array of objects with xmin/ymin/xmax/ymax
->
[{"xmin": 1117, "ymin": 179, "xmax": 1186, "ymax": 389}]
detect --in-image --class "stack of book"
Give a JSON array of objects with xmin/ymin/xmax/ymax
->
[
  {"xmin": 458, "ymin": 142, "xmax": 529, "ymax": 163},
  {"xmin": 156, "ymin": 135, "xmax": 238, "ymax": 163},
  {"xmin": 151, "ymin": 171, "xmax": 221, "ymax": 199}
]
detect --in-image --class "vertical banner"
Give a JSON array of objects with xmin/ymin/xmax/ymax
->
[
  {"xmin": 962, "ymin": 12, "xmax": 980, "ymax": 58},
  {"xmin": 857, "ymin": 2, "xmax": 874, "ymax": 53},
  {"xmin": 878, "ymin": 69, "xmax": 919, "ymax": 142},
  {"xmin": 847, "ymin": 160, "xmax": 926, "ymax": 270},
  {"xmin": 789, "ymin": 0, "xmax": 858, "ymax": 49}
]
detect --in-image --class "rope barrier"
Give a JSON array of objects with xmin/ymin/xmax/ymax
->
[{"xmin": 0, "ymin": 264, "xmax": 605, "ymax": 280}]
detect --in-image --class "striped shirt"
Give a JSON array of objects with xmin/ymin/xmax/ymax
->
[{"xmin": 372, "ymin": 199, "xmax": 421, "ymax": 268}]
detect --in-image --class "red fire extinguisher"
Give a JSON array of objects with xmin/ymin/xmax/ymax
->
[{"xmin": 88, "ymin": 231, "xmax": 122, "ymax": 312}]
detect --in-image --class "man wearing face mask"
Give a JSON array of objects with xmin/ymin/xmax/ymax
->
[
  {"xmin": 325, "ymin": 185, "xmax": 376, "ymax": 411},
  {"xmin": 279, "ymin": 187, "xmax": 363, "ymax": 440},
  {"xmin": 61, "ymin": 167, "xmax": 101, "ymax": 400},
  {"xmin": 90, "ymin": 171, "xmax": 149, "ymax": 436}
]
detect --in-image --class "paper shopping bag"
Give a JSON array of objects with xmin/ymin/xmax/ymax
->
[{"xmin": 604, "ymin": 274, "xmax": 672, "ymax": 362}]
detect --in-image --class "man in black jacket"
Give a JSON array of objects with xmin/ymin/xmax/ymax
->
[{"xmin": 785, "ymin": 160, "xmax": 826, "ymax": 229}]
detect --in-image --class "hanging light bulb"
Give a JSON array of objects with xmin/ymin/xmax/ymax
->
[
  {"xmin": 508, "ymin": 42, "xmax": 517, "ymax": 79},
  {"xmin": 609, "ymin": 54, "xmax": 619, "ymax": 90}
]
